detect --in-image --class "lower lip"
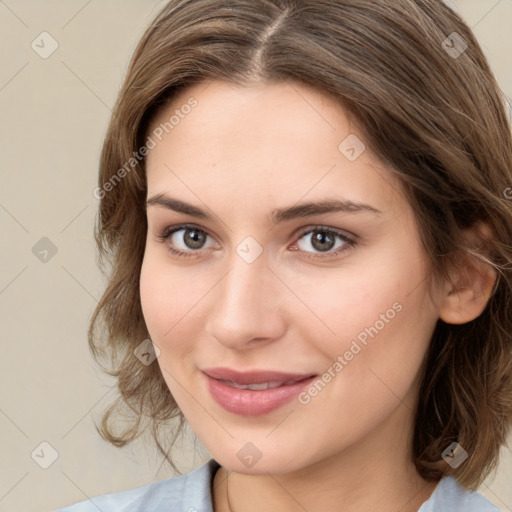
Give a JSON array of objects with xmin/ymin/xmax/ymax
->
[{"xmin": 204, "ymin": 374, "xmax": 316, "ymax": 416}]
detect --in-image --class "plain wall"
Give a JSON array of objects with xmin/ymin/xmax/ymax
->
[{"xmin": 1, "ymin": 1, "xmax": 511, "ymax": 511}]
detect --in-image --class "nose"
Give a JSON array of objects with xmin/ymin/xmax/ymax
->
[{"xmin": 205, "ymin": 251, "xmax": 287, "ymax": 351}]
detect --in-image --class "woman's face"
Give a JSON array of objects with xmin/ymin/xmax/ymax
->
[{"xmin": 140, "ymin": 79, "xmax": 443, "ymax": 475}]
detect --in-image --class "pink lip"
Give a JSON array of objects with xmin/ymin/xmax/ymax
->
[{"xmin": 202, "ymin": 367, "xmax": 317, "ymax": 416}]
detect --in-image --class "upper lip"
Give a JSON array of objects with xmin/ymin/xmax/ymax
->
[{"xmin": 202, "ymin": 367, "xmax": 316, "ymax": 385}]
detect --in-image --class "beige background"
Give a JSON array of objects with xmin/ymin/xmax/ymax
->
[{"xmin": 0, "ymin": 1, "xmax": 511, "ymax": 511}]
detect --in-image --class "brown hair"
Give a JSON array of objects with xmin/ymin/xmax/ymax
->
[{"xmin": 90, "ymin": 0, "xmax": 512, "ymax": 488}]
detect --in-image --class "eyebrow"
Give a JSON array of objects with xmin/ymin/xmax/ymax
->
[{"xmin": 146, "ymin": 193, "xmax": 381, "ymax": 224}]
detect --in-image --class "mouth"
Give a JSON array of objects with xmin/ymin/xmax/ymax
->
[
  {"xmin": 218, "ymin": 379, "xmax": 306, "ymax": 390},
  {"xmin": 202, "ymin": 367, "xmax": 317, "ymax": 416}
]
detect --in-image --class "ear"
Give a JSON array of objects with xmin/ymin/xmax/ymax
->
[{"xmin": 438, "ymin": 223, "xmax": 497, "ymax": 325}]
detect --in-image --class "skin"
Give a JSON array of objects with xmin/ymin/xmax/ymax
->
[{"xmin": 140, "ymin": 79, "xmax": 495, "ymax": 512}]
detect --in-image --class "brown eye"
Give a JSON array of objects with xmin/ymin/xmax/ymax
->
[
  {"xmin": 157, "ymin": 224, "xmax": 217, "ymax": 258},
  {"xmin": 310, "ymin": 230, "xmax": 337, "ymax": 252},
  {"xmin": 176, "ymin": 228, "xmax": 208, "ymax": 250},
  {"xmin": 293, "ymin": 226, "xmax": 356, "ymax": 259}
]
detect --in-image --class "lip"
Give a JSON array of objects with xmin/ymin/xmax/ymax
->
[{"xmin": 202, "ymin": 367, "xmax": 317, "ymax": 416}]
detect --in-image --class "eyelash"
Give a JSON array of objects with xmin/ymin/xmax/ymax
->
[{"xmin": 155, "ymin": 223, "xmax": 357, "ymax": 261}]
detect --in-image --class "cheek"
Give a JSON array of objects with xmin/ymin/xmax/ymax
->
[
  {"xmin": 286, "ymin": 256, "xmax": 405, "ymax": 345},
  {"xmin": 139, "ymin": 255, "xmax": 172, "ymax": 339},
  {"xmin": 140, "ymin": 249, "xmax": 198, "ymax": 338},
  {"xmin": 139, "ymin": 249, "xmax": 217, "ymax": 368},
  {"xmin": 294, "ymin": 279, "xmax": 435, "ymax": 451},
  {"xmin": 139, "ymin": 253, "xmax": 198, "ymax": 401},
  {"xmin": 295, "ymin": 252, "xmax": 436, "ymax": 403}
]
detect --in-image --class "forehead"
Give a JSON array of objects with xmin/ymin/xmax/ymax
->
[
  {"xmin": 147, "ymin": 79, "xmax": 359, "ymax": 164},
  {"xmin": 150, "ymin": 79, "xmax": 344, "ymax": 131},
  {"xmin": 145, "ymin": 79, "xmax": 405, "ymax": 217}
]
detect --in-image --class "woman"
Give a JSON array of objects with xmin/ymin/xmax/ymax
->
[{"xmin": 57, "ymin": 0, "xmax": 512, "ymax": 510}]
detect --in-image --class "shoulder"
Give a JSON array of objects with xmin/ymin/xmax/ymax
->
[
  {"xmin": 54, "ymin": 459, "xmax": 220, "ymax": 512},
  {"xmin": 419, "ymin": 476, "xmax": 501, "ymax": 512}
]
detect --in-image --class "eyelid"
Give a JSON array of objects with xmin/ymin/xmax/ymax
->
[
  {"xmin": 157, "ymin": 223, "xmax": 212, "ymax": 241},
  {"xmin": 293, "ymin": 224, "xmax": 356, "ymax": 242}
]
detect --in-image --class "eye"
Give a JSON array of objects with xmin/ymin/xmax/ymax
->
[
  {"xmin": 291, "ymin": 226, "xmax": 356, "ymax": 259},
  {"xmin": 156, "ymin": 224, "xmax": 218, "ymax": 258},
  {"xmin": 156, "ymin": 224, "xmax": 356, "ymax": 260}
]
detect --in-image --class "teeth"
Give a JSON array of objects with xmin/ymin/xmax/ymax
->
[
  {"xmin": 224, "ymin": 380, "xmax": 287, "ymax": 390},
  {"xmin": 248, "ymin": 383, "xmax": 271, "ymax": 390}
]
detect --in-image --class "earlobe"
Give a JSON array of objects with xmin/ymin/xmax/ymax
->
[{"xmin": 438, "ymin": 253, "xmax": 497, "ymax": 326}]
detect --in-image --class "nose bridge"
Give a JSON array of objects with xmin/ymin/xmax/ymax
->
[
  {"xmin": 218, "ymin": 249, "xmax": 272, "ymax": 320},
  {"xmin": 205, "ymin": 245, "xmax": 285, "ymax": 348}
]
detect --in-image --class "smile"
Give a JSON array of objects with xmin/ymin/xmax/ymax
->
[
  {"xmin": 220, "ymin": 379, "xmax": 302, "ymax": 390},
  {"xmin": 202, "ymin": 368, "xmax": 317, "ymax": 416}
]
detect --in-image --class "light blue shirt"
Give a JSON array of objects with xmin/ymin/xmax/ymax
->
[{"xmin": 55, "ymin": 458, "xmax": 501, "ymax": 511}]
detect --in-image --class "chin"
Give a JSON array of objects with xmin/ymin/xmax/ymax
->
[{"xmin": 201, "ymin": 434, "xmax": 316, "ymax": 475}]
